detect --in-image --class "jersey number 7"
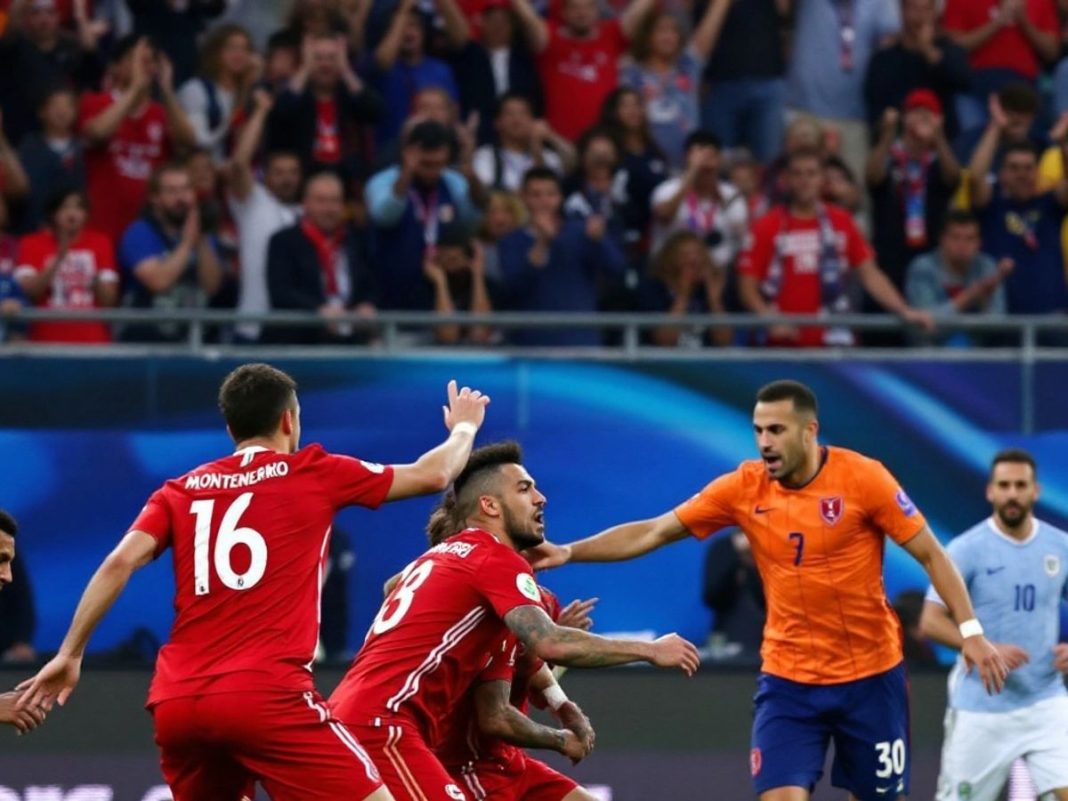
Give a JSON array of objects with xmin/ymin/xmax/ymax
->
[
  {"xmin": 789, "ymin": 532, "xmax": 804, "ymax": 566},
  {"xmin": 189, "ymin": 492, "xmax": 268, "ymax": 596}
]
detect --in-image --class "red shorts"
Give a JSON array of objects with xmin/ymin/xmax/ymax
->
[
  {"xmin": 347, "ymin": 719, "xmax": 469, "ymax": 801},
  {"xmin": 452, "ymin": 752, "xmax": 578, "ymax": 801},
  {"xmin": 152, "ymin": 690, "xmax": 383, "ymax": 801}
]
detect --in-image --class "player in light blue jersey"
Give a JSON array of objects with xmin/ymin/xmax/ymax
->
[{"xmin": 921, "ymin": 449, "xmax": 1068, "ymax": 801}]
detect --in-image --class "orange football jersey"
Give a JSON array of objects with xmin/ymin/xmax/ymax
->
[{"xmin": 675, "ymin": 446, "xmax": 925, "ymax": 684}]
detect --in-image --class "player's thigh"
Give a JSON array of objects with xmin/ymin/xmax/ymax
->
[
  {"xmin": 351, "ymin": 721, "xmax": 470, "ymax": 801},
  {"xmin": 935, "ymin": 708, "xmax": 1016, "ymax": 801},
  {"xmin": 152, "ymin": 697, "xmax": 253, "ymax": 801},
  {"xmin": 236, "ymin": 691, "xmax": 384, "ymax": 801},
  {"xmin": 1022, "ymin": 697, "xmax": 1068, "ymax": 799},
  {"xmin": 517, "ymin": 757, "xmax": 581, "ymax": 801},
  {"xmin": 829, "ymin": 664, "xmax": 910, "ymax": 801},
  {"xmin": 751, "ymin": 673, "xmax": 830, "ymax": 796}
]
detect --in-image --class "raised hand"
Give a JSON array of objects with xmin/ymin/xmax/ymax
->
[{"xmin": 442, "ymin": 379, "xmax": 490, "ymax": 432}]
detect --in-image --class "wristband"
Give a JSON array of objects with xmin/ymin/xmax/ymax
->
[
  {"xmin": 959, "ymin": 618, "xmax": 984, "ymax": 639},
  {"xmin": 543, "ymin": 684, "xmax": 568, "ymax": 711},
  {"xmin": 451, "ymin": 422, "xmax": 478, "ymax": 438}
]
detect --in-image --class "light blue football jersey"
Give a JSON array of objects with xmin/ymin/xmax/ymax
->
[{"xmin": 927, "ymin": 517, "xmax": 1068, "ymax": 713}]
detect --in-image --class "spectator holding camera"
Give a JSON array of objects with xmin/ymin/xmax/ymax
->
[
  {"xmin": 80, "ymin": 36, "xmax": 196, "ymax": 245},
  {"xmin": 866, "ymin": 89, "xmax": 961, "ymax": 291},
  {"xmin": 640, "ymin": 229, "xmax": 731, "ymax": 347},
  {"xmin": 651, "ymin": 131, "xmax": 748, "ymax": 273},
  {"xmin": 423, "ymin": 224, "xmax": 496, "ymax": 345},
  {"xmin": 15, "ymin": 188, "xmax": 118, "ymax": 344},
  {"xmin": 737, "ymin": 148, "xmax": 933, "ymax": 347}
]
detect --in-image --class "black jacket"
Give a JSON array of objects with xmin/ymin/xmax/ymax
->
[
  {"xmin": 266, "ymin": 223, "xmax": 378, "ymax": 344},
  {"xmin": 449, "ymin": 42, "xmax": 542, "ymax": 146}
]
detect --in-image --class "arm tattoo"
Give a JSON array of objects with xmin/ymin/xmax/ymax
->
[
  {"xmin": 503, "ymin": 605, "xmax": 645, "ymax": 668},
  {"xmin": 475, "ymin": 680, "xmax": 565, "ymax": 752}
]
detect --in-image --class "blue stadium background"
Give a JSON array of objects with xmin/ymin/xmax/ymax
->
[{"xmin": 3, "ymin": 357, "xmax": 1067, "ymax": 653}]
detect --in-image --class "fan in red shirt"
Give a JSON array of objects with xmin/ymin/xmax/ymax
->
[
  {"xmin": 737, "ymin": 149, "xmax": 933, "ymax": 347},
  {"xmin": 14, "ymin": 188, "xmax": 118, "ymax": 344},
  {"xmin": 80, "ymin": 35, "xmax": 196, "ymax": 244},
  {"xmin": 942, "ymin": 0, "xmax": 1059, "ymax": 83},
  {"xmin": 330, "ymin": 441, "xmax": 699, "ymax": 801},
  {"xmin": 17, "ymin": 365, "xmax": 492, "ymax": 801},
  {"xmin": 510, "ymin": 0, "xmax": 658, "ymax": 141}
]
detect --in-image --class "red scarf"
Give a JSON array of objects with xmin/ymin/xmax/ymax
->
[{"xmin": 301, "ymin": 220, "xmax": 344, "ymax": 297}]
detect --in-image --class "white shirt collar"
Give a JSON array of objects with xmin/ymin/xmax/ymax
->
[{"xmin": 985, "ymin": 515, "xmax": 1039, "ymax": 546}]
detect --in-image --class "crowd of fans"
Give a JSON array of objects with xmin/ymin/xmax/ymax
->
[{"xmin": 1, "ymin": 0, "xmax": 1067, "ymax": 348}]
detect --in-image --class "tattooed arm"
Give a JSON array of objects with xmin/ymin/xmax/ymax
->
[
  {"xmin": 502, "ymin": 605, "xmax": 699, "ymax": 673},
  {"xmin": 473, "ymin": 679, "xmax": 586, "ymax": 759}
]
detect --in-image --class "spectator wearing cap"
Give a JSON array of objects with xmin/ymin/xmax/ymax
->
[
  {"xmin": 942, "ymin": 0, "xmax": 1058, "ymax": 136},
  {"xmin": 446, "ymin": 0, "xmax": 543, "ymax": 147},
  {"xmin": 423, "ymin": 224, "xmax": 496, "ymax": 344},
  {"xmin": 737, "ymin": 148, "xmax": 933, "ymax": 347},
  {"xmin": 15, "ymin": 188, "xmax": 118, "ymax": 344},
  {"xmin": 509, "ymin": 0, "xmax": 658, "ymax": 142},
  {"xmin": 692, "ymin": 0, "xmax": 790, "ymax": 164},
  {"xmin": 266, "ymin": 171, "xmax": 377, "ymax": 345},
  {"xmin": 786, "ymin": 0, "xmax": 901, "ymax": 196},
  {"xmin": 15, "ymin": 87, "xmax": 83, "ymax": 233},
  {"xmin": 498, "ymin": 166, "xmax": 626, "ymax": 346},
  {"xmin": 866, "ymin": 89, "xmax": 961, "ymax": 292},
  {"xmin": 80, "ymin": 36, "xmax": 197, "ymax": 245},
  {"xmin": 620, "ymin": 0, "xmax": 735, "ymax": 171},
  {"xmin": 650, "ymin": 131, "xmax": 748, "ymax": 275},
  {"xmin": 266, "ymin": 32, "xmax": 384, "ymax": 189},
  {"xmin": 0, "ymin": 0, "xmax": 105, "ymax": 146},
  {"xmin": 472, "ymin": 92, "xmax": 572, "ymax": 193},
  {"xmin": 367, "ymin": 0, "xmax": 460, "ymax": 150},
  {"xmin": 905, "ymin": 210, "xmax": 1011, "ymax": 344},
  {"xmin": 863, "ymin": 0, "xmax": 971, "ymax": 143},
  {"xmin": 126, "ymin": 0, "xmax": 227, "ymax": 86},
  {"xmin": 365, "ymin": 120, "xmax": 479, "ymax": 312},
  {"xmin": 969, "ymin": 134, "xmax": 1068, "ymax": 321}
]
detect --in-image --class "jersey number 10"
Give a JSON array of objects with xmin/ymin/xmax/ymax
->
[{"xmin": 189, "ymin": 492, "xmax": 268, "ymax": 596}]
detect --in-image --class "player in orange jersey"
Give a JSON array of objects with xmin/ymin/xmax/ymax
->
[{"xmin": 528, "ymin": 379, "xmax": 1009, "ymax": 801}]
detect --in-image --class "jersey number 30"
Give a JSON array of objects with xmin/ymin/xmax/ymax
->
[{"xmin": 190, "ymin": 492, "xmax": 268, "ymax": 596}]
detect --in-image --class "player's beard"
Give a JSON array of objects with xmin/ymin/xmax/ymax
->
[
  {"xmin": 501, "ymin": 503, "xmax": 544, "ymax": 550},
  {"xmin": 995, "ymin": 499, "xmax": 1031, "ymax": 529}
]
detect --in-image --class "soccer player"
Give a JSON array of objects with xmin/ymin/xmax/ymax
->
[
  {"xmin": 920, "ymin": 449, "xmax": 1068, "ymax": 801},
  {"xmin": 0, "ymin": 510, "xmax": 46, "ymax": 735},
  {"xmin": 16, "ymin": 363, "xmax": 492, "ymax": 801},
  {"xmin": 527, "ymin": 380, "xmax": 1009, "ymax": 801},
  {"xmin": 329, "ymin": 441, "xmax": 700, "ymax": 801}
]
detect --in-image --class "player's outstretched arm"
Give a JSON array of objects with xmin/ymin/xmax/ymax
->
[
  {"xmin": 385, "ymin": 380, "xmax": 491, "ymax": 501},
  {"xmin": 473, "ymin": 679, "xmax": 590, "ymax": 763},
  {"xmin": 526, "ymin": 511, "xmax": 690, "ymax": 571},
  {"xmin": 903, "ymin": 526, "xmax": 1010, "ymax": 694},
  {"xmin": 503, "ymin": 605, "xmax": 700, "ymax": 674},
  {"xmin": 919, "ymin": 600, "xmax": 1030, "ymax": 671},
  {"xmin": 16, "ymin": 531, "xmax": 157, "ymax": 711}
]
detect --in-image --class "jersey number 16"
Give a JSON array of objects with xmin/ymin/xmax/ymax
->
[{"xmin": 189, "ymin": 492, "xmax": 268, "ymax": 596}]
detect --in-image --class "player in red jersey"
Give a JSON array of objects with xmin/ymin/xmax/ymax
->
[
  {"xmin": 415, "ymin": 502, "xmax": 599, "ymax": 801},
  {"xmin": 329, "ymin": 441, "xmax": 700, "ymax": 801},
  {"xmin": 17, "ymin": 363, "xmax": 492, "ymax": 801}
]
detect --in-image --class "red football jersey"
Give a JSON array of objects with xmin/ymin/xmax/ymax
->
[
  {"xmin": 80, "ymin": 92, "xmax": 172, "ymax": 244},
  {"xmin": 128, "ymin": 444, "xmax": 395, "ymax": 707},
  {"xmin": 329, "ymin": 528, "xmax": 542, "ymax": 746}
]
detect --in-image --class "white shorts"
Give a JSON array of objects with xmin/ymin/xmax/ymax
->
[{"xmin": 936, "ymin": 695, "xmax": 1068, "ymax": 801}]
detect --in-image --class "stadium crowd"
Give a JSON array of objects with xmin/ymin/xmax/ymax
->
[{"xmin": 0, "ymin": 0, "xmax": 1067, "ymax": 348}]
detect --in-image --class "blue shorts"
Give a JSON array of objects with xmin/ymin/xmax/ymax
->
[{"xmin": 750, "ymin": 662, "xmax": 910, "ymax": 800}]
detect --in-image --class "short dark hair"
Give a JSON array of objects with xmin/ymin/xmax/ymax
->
[
  {"xmin": 521, "ymin": 166, "xmax": 562, "ymax": 191},
  {"xmin": 44, "ymin": 187, "xmax": 87, "ymax": 222},
  {"xmin": 265, "ymin": 149, "xmax": 302, "ymax": 168},
  {"xmin": 0, "ymin": 510, "xmax": 17, "ymax": 538},
  {"xmin": 942, "ymin": 209, "xmax": 979, "ymax": 231},
  {"xmin": 406, "ymin": 120, "xmax": 453, "ymax": 151},
  {"xmin": 990, "ymin": 448, "xmax": 1037, "ymax": 479},
  {"xmin": 787, "ymin": 147, "xmax": 824, "ymax": 168},
  {"xmin": 1002, "ymin": 141, "xmax": 1039, "ymax": 163},
  {"xmin": 998, "ymin": 82, "xmax": 1040, "ymax": 116},
  {"xmin": 111, "ymin": 33, "xmax": 149, "ymax": 64},
  {"xmin": 218, "ymin": 363, "xmax": 298, "ymax": 442},
  {"xmin": 495, "ymin": 91, "xmax": 533, "ymax": 118},
  {"xmin": 37, "ymin": 85, "xmax": 76, "ymax": 112},
  {"xmin": 148, "ymin": 161, "xmax": 191, "ymax": 195},
  {"xmin": 684, "ymin": 129, "xmax": 721, "ymax": 153},
  {"xmin": 453, "ymin": 441, "xmax": 525, "ymax": 520},
  {"xmin": 755, "ymin": 380, "xmax": 819, "ymax": 416}
]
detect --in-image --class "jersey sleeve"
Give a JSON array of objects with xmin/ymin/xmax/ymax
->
[
  {"xmin": 474, "ymin": 547, "xmax": 544, "ymax": 619},
  {"xmin": 926, "ymin": 535, "xmax": 973, "ymax": 606},
  {"xmin": 316, "ymin": 448, "xmax": 396, "ymax": 510},
  {"xmin": 478, "ymin": 637, "xmax": 518, "ymax": 683},
  {"xmin": 842, "ymin": 214, "xmax": 875, "ymax": 267},
  {"xmin": 859, "ymin": 460, "xmax": 927, "ymax": 545},
  {"xmin": 674, "ymin": 470, "xmax": 743, "ymax": 540},
  {"xmin": 128, "ymin": 488, "xmax": 173, "ymax": 557}
]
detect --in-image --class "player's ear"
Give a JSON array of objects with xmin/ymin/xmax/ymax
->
[
  {"xmin": 279, "ymin": 408, "xmax": 294, "ymax": 437},
  {"xmin": 479, "ymin": 495, "xmax": 500, "ymax": 518},
  {"xmin": 985, "ymin": 481, "xmax": 995, "ymax": 504}
]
